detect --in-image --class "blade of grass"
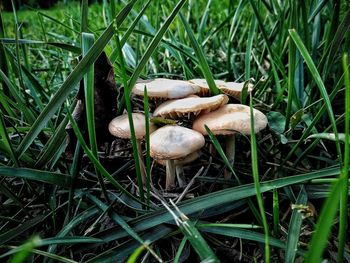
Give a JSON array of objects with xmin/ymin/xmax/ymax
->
[
  {"xmin": 81, "ymin": 0, "xmax": 89, "ymax": 33},
  {"xmin": 0, "ymin": 12, "xmax": 9, "ymax": 96},
  {"xmin": 337, "ymin": 53, "xmax": 350, "ymax": 262},
  {"xmin": 126, "ymin": 244, "xmax": 147, "ymax": 263},
  {"xmin": 245, "ymin": 16, "xmax": 256, "ymax": 79},
  {"xmin": 249, "ymin": 95, "xmax": 270, "ymax": 262},
  {"xmin": 198, "ymin": 224, "xmax": 305, "ymax": 255},
  {"xmin": 82, "ymin": 32, "xmax": 109, "ymax": 202},
  {"xmin": 174, "ymin": 237, "xmax": 187, "ymax": 263},
  {"xmin": 285, "ymin": 186, "xmax": 307, "ymax": 263},
  {"xmin": 143, "ymin": 87, "xmax": 151, "ymax": 207},
  {"xmin": 285, "ymin": 0, "xmax": 297, "ymax": 130},
  {"xmin": 0, "ymin": 113, "xmax": 19, "ymax": 167},
  {"xmin": 114, "ymin": 26, "xmax": 145, "ymax": 203},
  {"xmin": 179, "ymin": 12, "xmax": 220, "ymax": 95},
  {"xmin": 0, "ymin": 167, "xmax": 92, "ymax": 188},
  {"xmin": 9, "ymin": 236, "xmax": 41, "ymax": 263}
]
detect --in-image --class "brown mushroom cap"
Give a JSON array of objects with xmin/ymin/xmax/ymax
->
[
  {"xmin": 155, "ymin": 151, "xmax": 201, "ymax": 166},
  {"xmin": 219, "ymin": 82, "xmax": 253, "ymax": 99},
  {"xmin": 153, "ymin": 94, "xmax": 229, "ymax": 119},
  {"xmin": 132, "ymin": 78, "xmax": 200, "ymax": 99},
  {"xmin": 109, "ymin": 113, "xmax": 157, "ymax": 139},
  {"xmin": 192, "ymin": 104, "xmax": 267, "ymax": 135},
  {"xmin": 150, "ymin": 125, "xmax": 205, "ymax": 160},
  {"xmin": 189, "ymin": 79, "xmax": 226, "ymax": 96}
]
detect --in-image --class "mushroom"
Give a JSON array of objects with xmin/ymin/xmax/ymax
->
[
  {"xmin": 189, "ymin": 78, "xmax": 226, "ymax": 96},
  {"xmin": 132, "ymin": 78, "xmax": 200, "ymax": 101},
  {"xmin": 150, "ymin": 125, "xmax": 205, "ymax": 189},
  {"xmin": 219, "ymin": 82, "xmax": 254, "ymax": 100},
  {"xmin": 153, "ymin": 94, "xmax": 229, "ymax": 119},
  {"xmin": 154, "ymin": 151, "xmax": 201, "ymax": 187},
  {"xmin": 108, "ymin": 113, "xmax": 157, "ymax": 184},
  {"xmin": 192, "ymin": 104, "xmax": 267, "ymax": 179}
]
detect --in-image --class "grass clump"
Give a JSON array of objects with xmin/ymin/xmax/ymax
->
[{"xmin": 0, "ymin": 1, "xmax": 349, "ymax": 262}]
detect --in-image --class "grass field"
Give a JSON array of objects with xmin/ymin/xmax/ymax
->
[{"xmin": 0, "ymin": 0, "xmax": 349, "ymax": 262}]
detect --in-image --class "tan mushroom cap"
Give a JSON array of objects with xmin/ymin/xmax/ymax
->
[
  {"xmin": 153, "ymin": 94, "xmax": 229, "ymax": 119},
  {"xmin": 193, "ymin": 104, "xmax": 267, "ymax": 136},
  {"xmin": 189, "ymin": 78, "xmax": 226, "ymax": 96},
  {"xmin": 109, "ymin": 113, "xmax": 157, "ymax": 139},
  {"xmin": 219, "ymin": 82, "xmax": 253, "ymax": 99},
  {"xmin": 132, "ymin": 78, "xmax": 200, "ymax": 99},
  {"xmin": 150, "ymin": 125, "xmax": 205, "ymax": 160},
  {"xmin": 155, "ymin": 151, "xmax": 201, "ymax": 166}
]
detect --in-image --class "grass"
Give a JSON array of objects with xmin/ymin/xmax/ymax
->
[{"xmin": 0, "ymin": 0, "xmax": 349, "ymax": 262}]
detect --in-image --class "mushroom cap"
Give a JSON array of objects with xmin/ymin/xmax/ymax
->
[
  {"xmin": 153, "ymin": 94, "xmax": 229, "ymax": 118},
  {"xmin": 150, "ymin": 125, "xmax": 205, "ymax": 160},
  {"xmin": 189, "ymin": 79, "xmax": 226, "ymax": 96},
  {"xmin": 109, "ymin": 113, "xmax": 157, "ymax": 139},
  {"xmin": 193, "ymin": 104, "xmax": 267, "ymax": 136},
  {"xmin": 219, "ymin": 82, "xmax": 253, "ymax": 99},
  {"xmin": 155, "ymin": 151, "xmax": 201, "ymax": 166},
  {"xmin": 132, "ymin": 78, "xmax": 200, "ymax": 99}
]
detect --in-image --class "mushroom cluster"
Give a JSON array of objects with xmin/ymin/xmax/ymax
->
[{"xmin": 108, "ymin": 78, "xmax": 268, "ymax": 190}]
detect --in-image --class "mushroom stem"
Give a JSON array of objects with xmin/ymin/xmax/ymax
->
[
  {"xmin": 136, "ymin": 140, "xmax": 147, "ymax": 185},
  {"xmin": 224, "ymin": 134, "xmax": 236, "ymax": 180},
  {"xmin": 175, "ymin": 165, "xmax": 186, "ymax": 188},
  {"xmin": 165, "ymin": 159, "xmax": 176, "ymax": 190}
]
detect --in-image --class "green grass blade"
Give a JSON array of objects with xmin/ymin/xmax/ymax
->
[
  {"xmin": 285, "ymin": 0, "xmax": 297, "ymax": 130},
  {"xmin": 174, "ymin": 237, "xmax": 187, "ymax": 263},
  {"xmin": 9, "ymin": 236, "xmax": 41, "ymax": 263},
  {"xmin": 0, "ymin": 113, "xmax": 19, "ymax": 166},
  {"xmin": 179, "ymin": 12, "xmax": 220, "ymax": 95},
  {"xmin": 285, "ymin": 187, "xmax": 307, "ymax": 263},
  {"xmin": 249, "ymin": 95, "xmax": 270, "ymax": 262},
  {"xmin": 82, "ymin": 32, "xmax": 109, "ymax": 202},
  {"xmin": 198, "ymin": 224, "xmax": 305, "ymax": 255},
  {"xmin": 114, "ymin": 26, "xmax": 145, "ymax": 202},
  {"xmin": 143, "ymin": 87, "xmax": 151, "ymax": 207},
  {"xmin": 0, "ymin": 167, "xmax": 79, "ymax": 187},
  {"xmin": 245, "ymin": 16, "xmax": 256, "ymax": 79},
  {"xmin": 126, "ymin": 244, "xmax": 146, "ymax": 263},
  {"xmin": 81, "ymin": 0, "xmax": 89, "ymax": 33},
  {"xmin": 338, "ymin": 53, "xmax": 350, "ymax": 262}
]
